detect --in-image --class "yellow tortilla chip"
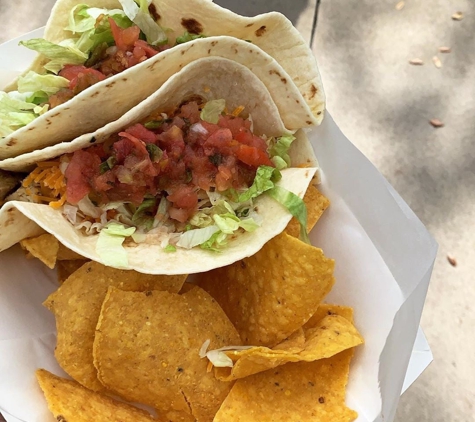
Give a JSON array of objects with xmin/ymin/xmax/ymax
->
[
  {"xmin": 285, "ymin": 185, "xmax": 330, "ymax": 238},
  {"xmin": 36, "ymin": 369, "xmax": 155, "ymax": 422},
  {"xmin": 20, "ymin": 233, "xmax": 59, "ymax": 269},
  {"xmin": 214, "ymin": 313, "xmax": 363, "ymax": 381},
  {"xmin": 197, "ymin": 232, "xmax": 335, "ymax": 347},
  {"xmin": 57, "ymin": 259, "xmax": 90, "ymax": 284},
  {"xmin": 306, "ymin": 304, "xmax": 355, "ymax": 327},
  {"xmin": 273, "ymin": 328, "xmax": 306, "ymax": 353},
  {"xmin": 94, "ymin": 286, "xmax": 241, "ymax": 422},
  {"xmin": 214, "ymin": 350, "xmax": 358, "ymax": 422},
  {"xmin": 20, "ymin": 233, "xmax": 85, "ymax": 269},
  {"xmin": 44, "ymin": 261, "xmax": 187, "ymax": 391}
]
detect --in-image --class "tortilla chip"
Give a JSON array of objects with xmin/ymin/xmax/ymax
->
[
  {"xmin": 20, "ymin": 233, "xmax": 59, "ymax": 269},
  {"xmin": 57, "ymin": 259, "xmax": 90, "ymax": 284},
  {"xmin": 197, "ymin": 232, "xmax": 335, "ymax": 347},
  {"xmin": 307, "ymin": 304, "xmax": 355, "ymax": 327},
  {"xmin": 20, "ymin": 233, "xmax": 85, "ymax": 269},
  {"xmin": 285, "ymin": 185, "xmax": 330, "ymax": 238},
  {"xmin": 36, "ymin": 369, "xmax": 155, "ymax": 422},
  {"xmin": 214, "ymin": 313, "xmax": 363, "ymax": 381},
  {"xmin": 93, "ymin": 286, "xmax": 241, "ymax": 422},
  {"xmin": 44, "ymin": 261, "xmax": 187, "ymax": 391},
  {"xmin": 273, "ymin": 328, "xmax": 306, "ymax": 353},
  {"xmin": 57, "ymin": 243, "xmax": 84, "ymax": 260},
  {"xmin": 214, "ymin": 350, "xmax": 358, "ymax": 422}
]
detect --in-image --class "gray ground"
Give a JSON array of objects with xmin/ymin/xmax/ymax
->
[{"xmin": 0, "ymin": 1, "xmax": 474, "ymax": 421}]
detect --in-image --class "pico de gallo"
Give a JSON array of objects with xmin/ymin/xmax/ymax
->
[
  {"xmin": 17, "ymin": 98, "xmax": 307, "ymax": 264},
  {"xmin": 0, "ymin": 0, "xmax": 202, "ymax": 137}
]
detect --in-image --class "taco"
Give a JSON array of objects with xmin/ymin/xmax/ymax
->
[
  {"xmin": 0, "ymin": 0, "xmax": 324, "ymax": 159},
  {"xmin": 0, "ymin": 57, "xmax": 317, "ymax": 274}
]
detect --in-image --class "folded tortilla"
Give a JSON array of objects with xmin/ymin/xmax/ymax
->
[
  {"xmin": 0, "ymin": 0, "xmax": 324, "ymax": 159},
  {"xmin": 0, "ymin": 57, "xmax": 316, "ymax": 274}
]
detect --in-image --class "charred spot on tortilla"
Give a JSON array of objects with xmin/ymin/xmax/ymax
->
[
  {"xmin": 89, "ymin": 137, "xmax": 96, "ymax": 144},
  {"xmin": 106, "ymin": 82, "xmax": 116, "ymax": 88},
  {"xmin": 208, "ymin": 49, "xmax": 211, "ymax": 54},
  {"xmin": 181, "ymin": 18, "xmax": 203, "ymax": 34},
  {"xmin": 306, "ymin": 121, "xmax": 312, "ymax": 125},
  {"xmin": 211, "ymin": 41, "xmax": 218, "ymax": 46},
  {"xmin": 317, "ymin": 111, "xmax": 322, "ymax": 115},
  {"xmin": 91, "ymin": 92, "xmax": 100, "ymax": 98},
  {"xmin": 51, "ymin": 112, "xmax": 61, "ymax": 118},
  {"xmin": 269, "ymin": 70, "xmax": 282, "ymax": 78},
  {"xmin": 234, "ymin": 48, "xmax": 238, "ymax": 54},
  {"xmin": 310, "ymin": 84, "xmax": 318, "ymax": 99},
  {"xmin": 6, "ymin": 139, "xmax": 16, "ymax": 146},
  {"xmin": 255, "ymin": 26, "xmax": 267, "ymax": 37},
  {"xmin": 246, "ymin": 23, "xmax": 254, "ymax": 27},
  {"xmin": 148, "ymin": 3, "xmax": 160, "ymax": 21},
  {"xmin": 281, "ymin": 78, "xmax": 287, "ymax": 84}
]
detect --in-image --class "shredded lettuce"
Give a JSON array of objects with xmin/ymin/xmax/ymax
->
[
  {"xmin": 164, "ymin": 244, "xmax": 177, "ymax": 252},
  {"xmin": 118, "ymin": 0, "xmax": 167, "ymax": 45},
  {"xmin": 267, "ymin": 186, "xmax": 309, "ymax": 244},
  {"xmin": 19, "ymin": 39, "xmax": 88, "ymax": 73},
  {"xmin": 176, "ymin": 31, "xmax": 205, "ymax": 44},
  {"xmin": 132, "ymin": 197, "xmax": 157, "ymax": 230},
  {"xmin": 17, "ymin": 71, "xmax": 69, "ymax": 95},
  {"xmin": 231, "ymin": 165, "xmax": 282, "ymax": 202},
  {"xmin": 67, "ymin": 4, "xmax": 128, "ymax": 33},
  {"xmin": 268, "ymin": 134, "xmax": 295, "ymax": 170},
  {"xmin": 200, "ymin": 99, "xmax": 226, "ymax": 124},
  {"xmin": 0, "ymin": 92, "xmax": 42, "ymax": 136},
  {"xmin": 96, "ymin": 223, "xmax": 136, "ymax": 267},
  {"xmin": 176, "ymin": 225, "xmax": 220, "ymax": 249}
]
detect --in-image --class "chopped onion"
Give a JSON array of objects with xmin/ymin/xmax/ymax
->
[{"xmin": 199, "ymin": 339, "xmax": 211, "ymax": 358}]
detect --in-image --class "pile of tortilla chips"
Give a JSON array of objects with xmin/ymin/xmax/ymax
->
[{"xmin": 23, "ymin": 186, "xmax": 364, "ymax": 422}]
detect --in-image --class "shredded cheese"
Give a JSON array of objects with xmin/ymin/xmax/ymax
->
[
  {"xmin": 231, "ymin": 105, "xmax": 245, "ymax": 117},
  {"xmin": 22, "ymin": 161, "xmax": 67, "ymax": 209}
]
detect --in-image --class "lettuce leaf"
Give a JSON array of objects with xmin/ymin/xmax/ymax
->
[
  {"xmin": 200, "ymin": 99, "xmax": 226, "ymax": 124},
  {"xmin": 176, "ymin": 31, "xmax": 206, "ymax": 44},
  {"xmin": 17, "ymin": 71, "xmax": 69, "ymax": 95},
  {"xmin": 268, "ymin": 134, "xmax": 295, "ymax": 170},
  {"xmin": 267, "ymin": 186, "xmax": 309, "ymax": 244},
  {"xmin": 176, "ymin": 225, "xmax": 220, "ymax": 249},
  {"xmin": 234, "ymin": 165, "xmax": 282, "ymax": 202},
  {"xmin": 96, "ymin": 223, "xmax": 136, "ymax": 267},
  {"xmin": 19, "ymin": 39, "xmax": 88, "ymax": 73},
  {"xmin": 118, "ymin": 0, "xmax": 167, "ymax": 45}
]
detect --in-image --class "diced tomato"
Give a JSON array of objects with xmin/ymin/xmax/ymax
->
[
  {"xmin": 203, "ymin": 128, "xmax": 237, "ymax": 156},
  {"xmin": 235, "ymin": 128, "xmax": 268, "ymax": 152},
  {"xmin": 48, "ymin": 88, "xmax": 75, "ymax": 109},
  {"xmin": 235, "ymin": 144, "xmax": 274, "ymax": 167},
  {"xmin": 93, "ymin": 171, "xmax": 115, "ymax": 192},
  {"xmin": 167, "ymin": 185, "xmax": 198, "ymax": 209},
  {"xmin": 158, "ymin": 126, "xmax": 185, "ymax": 159},
  {"xmin": 109, "ymin": 17, "xmax": 140, "ymax": 51},
  {"xmin": 180, "ymin": 102, "xmax": 201, "ymax": 124},
  {"xmin": 65, "ymin": 150, "xmax": 101, "ymax": 204},
  {"xmin": 113, "ymin": 138, "xmax": 135, "ymax": 163},
  {"xmin": 125, "ymin": 124, "xmax": 157, "ymax": 144},
  {"xmin": 218, "ymin": 115, "xmax": 251, "ymax": 137},
  {"xmin": 134, "ymin": 40, "xmax": 159, "ymax": 57},
  {"xmin": 168, "ymin": 207, "xmax": 190, "ymax": 223},
  {"xmin": 118, "ymin": 132, "xmax": 148, "ymax": 156},
  {"xmin": 59, "ymin": 65, "xmax": 88, "ymax": 81},
  {"xmin": 59, "ymin": 65, "xmax": 106, "ymax": 93}
]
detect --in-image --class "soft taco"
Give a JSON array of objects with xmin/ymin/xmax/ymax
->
[
  {"xmin": 0, "ymin": 0, "xmax": 324, "ymax": 159},
  {"xmin": 0, "ymin": 57, "xmax": 317, "ymax": 274}
]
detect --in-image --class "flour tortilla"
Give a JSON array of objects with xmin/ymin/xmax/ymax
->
[
  {"xmin": 0, "ymin": 0, "xmax": 324, "ymax": 159},
  {"xmin": 0, "ymin": 57, "xmax": 317, "ymax": 274}
]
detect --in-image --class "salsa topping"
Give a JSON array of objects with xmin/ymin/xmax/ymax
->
[{"xmin": 64, "ymin": 100, "xmax": 274, "ymax": 225}]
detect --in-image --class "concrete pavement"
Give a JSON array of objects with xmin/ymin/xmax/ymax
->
[{"xmin": 1, "ymin": 1, "xmax": 473, "ymax": 421}]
